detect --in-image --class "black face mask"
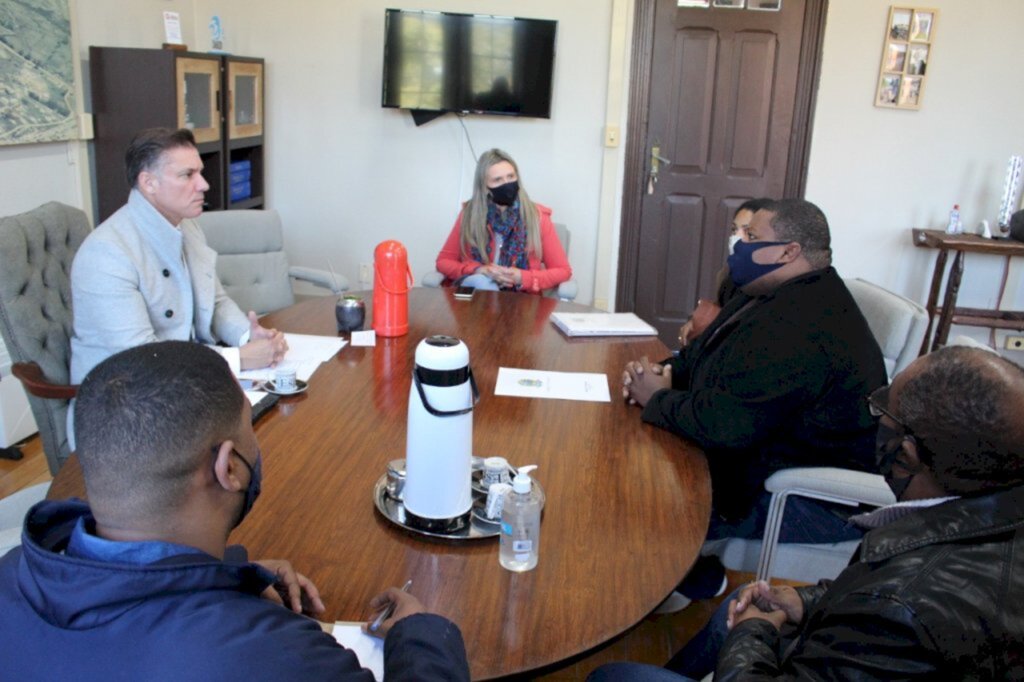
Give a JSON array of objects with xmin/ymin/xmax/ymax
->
[
  {"xmin": 489, "ymin": 180, "xmax": 519, "ymax": 206},
  {"xmin": 875, "ymin": 423, "xmax": 914, "ymax": 501},
  {"xmin": 229, "ymin": 447, "xmax": 263, "ymax": 528}
]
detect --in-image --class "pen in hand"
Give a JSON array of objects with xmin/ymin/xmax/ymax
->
[{"xmin": 369, "ymin": 579, "xmax": 412, "ymax": 633}]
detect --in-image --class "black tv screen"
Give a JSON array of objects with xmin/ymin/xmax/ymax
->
[{"xmin": 382, "ymin": 9, "xmax": 556, "ymax": 119}]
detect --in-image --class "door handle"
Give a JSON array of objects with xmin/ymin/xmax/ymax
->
[
  {"xmin": 649, "ymin": 145, "xmax": 672, "ymax": 194},
  {"xmin": 650, "ymin": 145, "xmax": 672, "ymax": 176}
]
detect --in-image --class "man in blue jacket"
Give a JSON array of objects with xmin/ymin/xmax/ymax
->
[{"xmin": 0, "ymin": 341, "xmax": 470, "ymax": 681}]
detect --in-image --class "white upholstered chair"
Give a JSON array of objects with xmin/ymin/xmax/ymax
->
[
  {"xmin": 709, "ymin": 278, "xmax": 928, "ymax": 583},
  {"xmin": 198, "ymin": 209, "xmax": 348, "ymax": 315},
  {"xmin": 422, "ymin": 222, "xmax": 578, "ymax": 301}
]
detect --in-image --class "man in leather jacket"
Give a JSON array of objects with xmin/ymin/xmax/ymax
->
[{"xmin": 592, "ymin": 346, "xmax": 1024, "ymax": 680}]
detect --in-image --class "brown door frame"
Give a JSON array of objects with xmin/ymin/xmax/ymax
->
[{"xmin": 615, "ymin": 0, "xmax": 830, "ymax": 312}]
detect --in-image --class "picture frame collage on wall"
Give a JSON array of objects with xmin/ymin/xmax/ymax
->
[{"xmin": 876, "ymin": 6, "xmax": 937, "ymax": 110}]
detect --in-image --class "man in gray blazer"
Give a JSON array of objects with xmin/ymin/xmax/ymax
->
[{"xmin": 71, "ymin": 128, "xmax": 287, "ymax": 384}]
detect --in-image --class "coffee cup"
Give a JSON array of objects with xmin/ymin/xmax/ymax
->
[
  {"xmin": 274, "ymin": 367, "xmax": 297, "ymax": 393},
  {"xmin": 481, "ymin": 457, "xmax": 511, "ymax": 487}
]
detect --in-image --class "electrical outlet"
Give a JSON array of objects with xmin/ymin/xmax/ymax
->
[
  {"xmin": 603, "ymin": 125, "xmax": 620, "ymax": 148},
  {"xmin": 359, "ymin": 263, "xmax": 372, "ymax": 283},
  {"xmin": 1006, "ymin": 335, "xmax": 1024, "ymax": 351}
]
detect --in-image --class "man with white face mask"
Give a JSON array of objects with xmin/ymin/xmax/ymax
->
[{"xmin": 622, "ymin": 199, "xmax": 886, "ymax": 609}]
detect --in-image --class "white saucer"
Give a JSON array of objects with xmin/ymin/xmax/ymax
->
[{"xmin": 262, "ymin": 378, "xmax": 308, "ymax": 396}]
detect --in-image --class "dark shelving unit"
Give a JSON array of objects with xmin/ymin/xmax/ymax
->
[{"xmin": 89, "ymin": 46, "xmax": 265, "ymax": 223}]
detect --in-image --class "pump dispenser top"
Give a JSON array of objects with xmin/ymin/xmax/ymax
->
[{"xmin": 512, "ymin": 465, "xmax": 537, "ymax": 494}]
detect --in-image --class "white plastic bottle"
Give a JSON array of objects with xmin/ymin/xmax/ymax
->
[
  {"xmin": 946, "ymin": 204, "xmax": 961, "ymax": 234},
  {"xmin": 500, "ymin": 465, "xmax": 541, "ymax": 572}
]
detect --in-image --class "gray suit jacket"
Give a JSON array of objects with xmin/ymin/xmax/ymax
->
[{"xmin": 70, "ymin": 190, "xmax": 249, "ymax": 383}]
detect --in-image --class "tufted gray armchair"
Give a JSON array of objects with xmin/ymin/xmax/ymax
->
[
  {"xmin": 0, "ymin": 202, "xmax": 91, "ymax": 474},
  {"xmin": 197, "ymin": 208, "xmax": 349, "ymax": 315}
]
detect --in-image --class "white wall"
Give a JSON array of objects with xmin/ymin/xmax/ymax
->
[
  {"xmin": 192, "ymin": 0, "xmax": 614, "ymax": 304},
  {"xmin": 0, "ymin": 0, "xmax": 197, "ymax": 221},
  {"xmin": 2, "ymin": 0, "xmax": 1022, "ymax": 339},
  {"xmin": 806, "ymin": 0, "xmax": 1024, "ymax": 348}
]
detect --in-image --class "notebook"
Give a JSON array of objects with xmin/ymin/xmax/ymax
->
[{"xmin": 550, "ymin": 312, "xmax": 657, "ymax": 337}]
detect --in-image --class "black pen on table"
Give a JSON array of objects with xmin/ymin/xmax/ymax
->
[{"xmin": 369, "ymin": 579, "xmax": 412, "ymax": 632}]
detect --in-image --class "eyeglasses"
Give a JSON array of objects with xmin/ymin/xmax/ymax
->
[{"xmin": 867, "ymin": 385, "xmax": 909, "ymax": 431}]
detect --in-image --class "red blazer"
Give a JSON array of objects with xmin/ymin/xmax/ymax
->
[{"xmin": 435, "ymin": 203, "xmax": 572, "ymax": 294}]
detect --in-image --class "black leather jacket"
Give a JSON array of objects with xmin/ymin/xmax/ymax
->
[{"xmin": 715, "ymin": 486, "xmax": 1024, "ymax": 680}]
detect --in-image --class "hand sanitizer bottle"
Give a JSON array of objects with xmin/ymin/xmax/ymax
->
[{"xmin": 500, "ymin": 465, "xmax": 541, "ymax": 572}]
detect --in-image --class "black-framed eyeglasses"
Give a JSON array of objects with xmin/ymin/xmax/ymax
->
[{"xmin": 867, "ymin": 385, "xmax": 909, "ymax": 431}]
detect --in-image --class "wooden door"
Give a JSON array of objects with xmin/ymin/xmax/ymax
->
[{"xmin": 619, "ymin": 0, "xmax": 821, "ymax": 345}]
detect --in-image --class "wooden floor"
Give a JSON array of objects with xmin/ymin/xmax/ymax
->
[
  {"xmin": 0, "ymin": 435, "xmax": 50, "ymax": 499},
  {"xmin": 1, "ymin": 435, "xmax": 781, "ymax": 680}
]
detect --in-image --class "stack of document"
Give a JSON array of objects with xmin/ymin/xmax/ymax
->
[
  {"xmin": 550, "ymin": 312, "xmax": 656, "ymax": 337},
  {"xmin": 235, "ymin": 333, "xmax": 347, "ymax": 383}
]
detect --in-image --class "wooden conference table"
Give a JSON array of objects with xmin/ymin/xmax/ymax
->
[{"xmin": 49, "ymin": 288, "xmax": 710, "ymax": 680}]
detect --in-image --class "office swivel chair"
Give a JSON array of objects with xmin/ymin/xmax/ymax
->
[
  {"xmin": 710, "ymin": 278, "xmax": 928, "ymax": 582},
  {"xmin": 198, "ymin": 208, "xmax": 349, "ymax": 315}
]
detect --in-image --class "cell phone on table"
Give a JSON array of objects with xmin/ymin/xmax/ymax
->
[{"xmin": 454, "ymin": 285, "xmax": 475, "ymax": 300}]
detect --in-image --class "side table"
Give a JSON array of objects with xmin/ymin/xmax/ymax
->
[{"xmin": 912, "ymin": 229, "xmax": 1024, "ymax": 354}]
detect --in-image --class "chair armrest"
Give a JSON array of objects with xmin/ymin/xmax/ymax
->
[
  {"xmin": 12, "ymin": 362, "xmax": 77, "ymax": 400},
  {"xmin": 756, "ymin": 466, "xmax": 893, "ymax": 581},
  {"xmin": 288, "ymin": 266, "xmax": 348, "ymax": 294},
  {"xmin": 422, "ymin": 271, "xmax": 445, "ymax": 288},
  {"xmin": 556, "ymin": 279, "xmax": 578, "ymax": 301},
  {"xmin": 765, "ymin": 467, "xmax": 896, "ymax": 508}
]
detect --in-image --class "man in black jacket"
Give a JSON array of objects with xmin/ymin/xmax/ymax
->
[
  {"xmin": 623, "ymin": 200, "xmax": 886, "ymax": 589},
  {"xmin": 0, "ymin": 341, "xmax": 470, "ymax": 681},
  {"xmin": 594, "ymin": 346, "xmax": 1024, "ymax": 680}
]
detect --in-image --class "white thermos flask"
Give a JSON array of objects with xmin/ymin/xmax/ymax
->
[{"xmin": 403, "ymin": 335, "xmax": 479, "ymax": 533}]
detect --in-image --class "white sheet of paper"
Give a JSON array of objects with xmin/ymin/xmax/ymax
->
[
  {"xmin": 332, "ymin": 622, "xmax": 384, "ymax": 681},
  {"xmin": 162, "ymin": 11, "xmax": 183, "ymax": 44},
  {"xmin": 350, "ymin": 330, "xmax": 376, "ymax": 347},
  {"xmin": 237, "ymin": 334, "xmax": 346, "ymax": 382},
  {"xmin": 495, "ymin": 367, "xmax": 611, "ymax": 402}
]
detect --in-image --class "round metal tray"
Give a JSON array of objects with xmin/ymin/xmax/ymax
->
[
  {"xmin": 373, "ymin": 473, "xmax": 545, "ymax": 541},
  {"xmin": 373, "ymin": 475, "xmax": 498, "ymax": 540}
]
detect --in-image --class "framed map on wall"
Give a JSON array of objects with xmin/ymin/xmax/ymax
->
[{"xmin": 0, "ymin": 0, "xmax": 77, "ymax": 145}]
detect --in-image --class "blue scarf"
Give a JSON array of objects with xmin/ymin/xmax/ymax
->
[{"xmin": 470, "ymin": 201, "xmax": 530, "ymax": 271}]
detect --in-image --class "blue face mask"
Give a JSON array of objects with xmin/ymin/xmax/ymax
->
[{"xmin": 727, "ymin": 240, "xmax": 790, "ymax": 287}]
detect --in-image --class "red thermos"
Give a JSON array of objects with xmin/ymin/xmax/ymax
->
[{"xmin": 373, "ymin": 240, "xmax": 414, "ymax": 337}]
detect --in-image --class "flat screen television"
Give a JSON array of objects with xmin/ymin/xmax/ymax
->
[{"xmin": 382, "ymin": 9, "xmax": 557, "ymax": 119}]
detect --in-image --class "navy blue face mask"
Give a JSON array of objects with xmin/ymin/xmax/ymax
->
[
  {"xmin": 489, "ymin": 180, "xmax": 519, "ymax": 206},
  {"xmin": 726, "ymin": 240, "xmax": 791, "ymax": 287},
  {"xmin": 229, "ymin": 447, "xmax": 262, "ymax": 528}
]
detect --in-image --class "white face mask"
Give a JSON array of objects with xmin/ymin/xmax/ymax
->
[{"xmin": 728, "ymin": 234, "xmax": 742, "ymax": 254}]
